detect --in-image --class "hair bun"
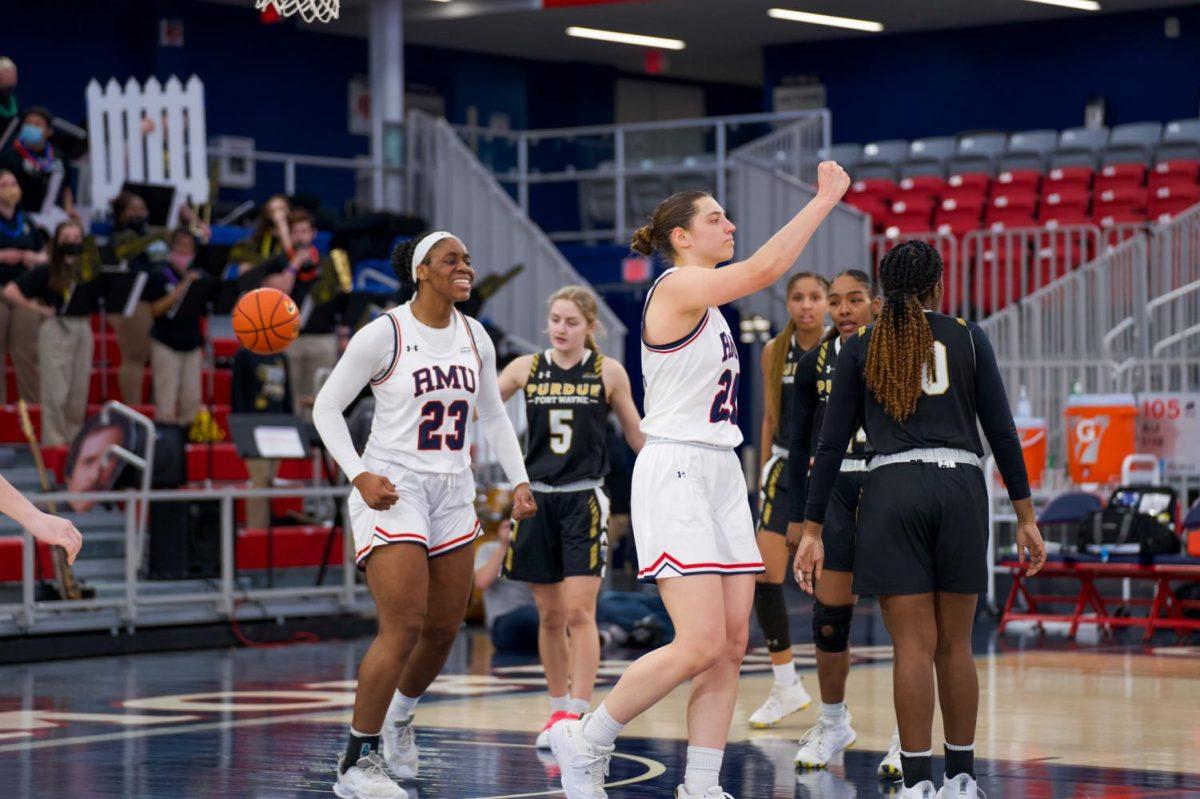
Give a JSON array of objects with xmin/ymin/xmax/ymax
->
[{"xmin": 630, "ymin": 225, "xmax": 655, "ymax": 256}]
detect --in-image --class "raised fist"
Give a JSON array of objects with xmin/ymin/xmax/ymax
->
[{"xmin": 816, "ymin": 161, "xmax": 851, "ymax": 203}]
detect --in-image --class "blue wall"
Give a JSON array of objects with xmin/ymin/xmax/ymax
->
[{"xmin": 764, "ymin": 6, "xmax": 1200, "ymax": 144}]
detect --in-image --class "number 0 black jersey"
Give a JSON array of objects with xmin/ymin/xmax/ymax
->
[
  {"xmin": 803, "ymin": 312, "xmax": 1031, "ymax": 523},
  {"xmin": 523, "ymin": 350, "xmax": 611, "ymax": 485}
]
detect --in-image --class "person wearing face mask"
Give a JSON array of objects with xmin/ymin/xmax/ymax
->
[
  {"xmin": 0, "ymin": 58, "xmax": 18, "ymax": 129},
  {"xmin": 231, "ymin": 194, "xmax": 292, "ymax": 275},
  {"xmin": 3, "ymin": 221, "xmax": 98, "ymax": 445},
  {"xmin": 107, "ymin": 190, "xmax": 167, "ymax": 405},
  {"xmin": 260, "ymin": 209, "xmax": 342, "ymax": 421},
  {"xmin": 0, "ymin": 106, "xmax": 74, "ymax": 220},
  {"xmin": 144, "ymin": 228, "xmax": 208, "ymax": 426},
  {"xmin": 0, "ymin": 168, "xmax": 48, "ymax": 404}
]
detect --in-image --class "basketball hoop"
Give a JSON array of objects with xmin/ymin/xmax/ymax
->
[{"xmin": 256, "ymin": 0, "xmax": 339, "ymax": 23}]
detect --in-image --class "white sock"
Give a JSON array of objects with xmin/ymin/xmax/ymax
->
[
  {"xmin": 683, "ymin": 746, "xmax": 723, "ymax": 794},
  {"xmin": 772, "ymin": 661, "xmax": 797, "ymax": 687},
  {"xmin": 567, "ymin": 697, "xmax": 590, "ymax": 715},
  {"xmin": 820, "ymin": 701, "xmax": 847, "ymax": 725},
  {"xmin": 350, "ymin": 726, "xmax": 378, "ymax": 737},
  {"xmin": 387, "ymin": 691, "xmax": 420, "ymax": 721},
  {"xmin": 549, "ymin": 693, "xmax": 571, "ymax": 713},
  {"xmin": 581, "ymin": 701, "xmax": 624, "ymax": 748}
]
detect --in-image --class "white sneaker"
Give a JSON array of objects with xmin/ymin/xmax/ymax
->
[
  {"xmin": 548, "ymin": 716, "xmax": 613, "ymax": 799},
  {"xmin": 748, "ymin": 679, "xmax": 811, "ymax": 728},
  {"xmin": 794, "ymin": 714, "xmax": 856, "ymax": 769},
  {"xmin": 877, "ymin": 729, "xmax": 902, "ymax": 780},
  {"xmin": 380, "ymin": 715, "xmax": 418, "ymax": 779},
  {"xmin": 333, "ymin": 752, "xmax": 408, "ymax": 799},
  {"xmin": 936, "ymin": 773, "xmax": 986, "ymax": 798},
  {"xmin": 674, "ymin": 786, "xmax": 735, "ymax": 798},
  {"xmin": 898, "ymin": 781, "xmax": 936, "ymax": 799}
]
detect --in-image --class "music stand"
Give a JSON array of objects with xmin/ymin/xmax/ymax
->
[{"xmin": 228, "ymin": 412, "xmax": 311, "ymax": 588}]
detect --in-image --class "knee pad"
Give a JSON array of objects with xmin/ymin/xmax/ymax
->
[
  {"xmin": 812, "ymin": 602, "xmax": 854, "ymax": 653},
  {"xmin": 753, "ymin": 582, "xmax": 791, "ymax": 653}
]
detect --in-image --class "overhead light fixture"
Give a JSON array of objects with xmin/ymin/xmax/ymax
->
[
  {"xmin": 1022, "ymin": 0, "xmax": 1100, "ymax": 9},
  {"xmin": 767, "ymin": 8, "xmax": 884, "ymax": 32},
  {"xmin": 566, "ymin": 26, "xmax": 686, "ymax": 50},
  {"xmin": 429, "ymin": 0, "xmax": 451, "ymax": 3}
]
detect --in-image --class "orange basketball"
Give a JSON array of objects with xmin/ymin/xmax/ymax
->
[{"xmin": 232, "ymin": 288, "xmax": 301, "ymax": 355}]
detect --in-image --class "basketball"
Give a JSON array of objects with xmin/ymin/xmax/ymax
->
[{"xmin": 232, "ymin": 287, "xmax": 300, "ymax": 355}]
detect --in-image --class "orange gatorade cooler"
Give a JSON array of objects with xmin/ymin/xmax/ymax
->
[
  {"xmin": 1015, "ymin": 417, "xmax": 1047, "ymax": 488},
  {"xmin": 1064, "ymin": 393, "xmax": 1138, "ymax": 484}
]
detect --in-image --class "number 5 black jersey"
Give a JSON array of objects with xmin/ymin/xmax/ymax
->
[{"xmin": 523, "ymin": 349, "xmax": 611, "ymax": 485}]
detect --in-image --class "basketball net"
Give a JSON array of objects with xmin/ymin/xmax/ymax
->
[{"xmin": 256, "ymin": 0, "xmax": 339, "ymax": 23}]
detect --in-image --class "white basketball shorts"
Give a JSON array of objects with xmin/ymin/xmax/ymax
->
[{"xmin": 631, "ymin": 439, "xmax": 763, "ymax": 582}]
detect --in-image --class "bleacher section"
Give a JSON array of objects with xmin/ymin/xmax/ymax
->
[{"xmin": 840, "ymin": 119, "xmax": 1200, "ymax": 317}]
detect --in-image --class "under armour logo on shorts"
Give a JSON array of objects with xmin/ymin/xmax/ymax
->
[
  {"xmin": 406, "ymin": 345, "xmax": 419, "ymax": 352},
  {"xmin": 676, "ymin": 471, "xmax": 686, "ymax": 478}
]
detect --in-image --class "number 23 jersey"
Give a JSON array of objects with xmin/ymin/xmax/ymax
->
[
  {"xmin": 640, "ymin": 267, "xmax": 743, "ymax": 449},
  {"xmin": 365, "ymin": 302, "xmax": 486, "ymax": 474}
]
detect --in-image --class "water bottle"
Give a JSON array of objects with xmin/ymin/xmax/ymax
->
[{"xmin": 1016, "ymin": 385, "xmax": 1032, "ymax": 419}]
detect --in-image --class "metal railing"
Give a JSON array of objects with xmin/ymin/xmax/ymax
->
[
  {"xmin": 454, "ymin": 110, "xmax": 830, "ymax": 244},
  {"xmin": 729, "ymin": 157, "xmax": 871, "ymax": 331},
  {"xmin": 3, "ymin": 485, "xmax": 371, "ymax": 636},
  {"xmin": 406, "ymin": 110, "xmax": 628, "ymax": 362}
]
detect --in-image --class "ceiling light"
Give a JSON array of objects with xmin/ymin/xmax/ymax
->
[
  {"xmin": 767, "ymin": 8, "xmax": 884, "ymax": 32},
  {"xmin": 565, "ymin": 26, "xmax": 686, "ymax": 50},
  {"xmin": 1023, "ymin": 0, "xmax": 1100, "ymax": 9}
]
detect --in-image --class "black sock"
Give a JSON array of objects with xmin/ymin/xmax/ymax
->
[
  {"xmin": 945, "ymin": 744, "xmax": 975, "ymax": 779},
  {"xmin": 342, "ymin": 731, "xmax": 381, "ymax": 773},
  {"xmin": 900, "ymin": 751, "xmax": 933, "ymax": 788}
]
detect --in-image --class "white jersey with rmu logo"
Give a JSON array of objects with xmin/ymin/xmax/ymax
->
[
  {"xmin": 639, "ymin": 267, "xmax": 743, "ymax": 449},
  {"xmin": 364, "ymin": 302, "xmax": 486, "ymax": 474}
]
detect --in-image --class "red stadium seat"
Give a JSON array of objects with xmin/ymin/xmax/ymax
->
[
  {"xmin": 883, "ymin": 218, "xmax": 935, "ymax": 238},
  {"xmin": 0, "ymin": 403, "xmax": 39, "ymax": 443},
  {"xmin": 987, "ymin": 191, "xmax": 1037, "ymax": 220},
  {"xmin": 935, "ymin": 213, "xmax": 982, "ymax": 238},
  {"xmin": 1148, "ymin": 184, "xmax": 1200, "ymax": 219},
  {"xmin": 1151, "ymin": 159, "xmax": 1200, "ymax": 182},
  {"xmin": 92, "ymin": 333, "xmax": 120, "ymax": 367},
  {"xmin": 236, "ymin": 526, "xmax": 344, "ymax": 570},
  {"xmin": 1094, "ymin": 185, "xmax": 1148, "ymax": 214},
  {"xmin": 1148, "ymin": 173, "xmax": 1199, "ymax": 196},
  {"xmin": 890, "ymin": 196, "xmax": 936, "ymax": 217},
  {"xmin": 945, "ymin": 172, "xmax": 990, "ymax": 193},
  {"xmin": 995, "ymin": 169, "xmax": 1041, "ymax": 192},
  {"xmin": 212, "ymin": 338, "xmax": 240, "ymax": 361},
  {"xmin": 850, "ymin": 178, "xmax": 896, "ymax": 201},
  {"xmin": 1095, "ymin": 209, "xmax": 1149, "ymax": 246},
  {"xmin": 896, "ymin": 175, "xmax": 945, "ymax": 197},
  {"xmin": 1097, "ymin": 163, "xmax": 1147, "ymax": 187},
  {"xmin": 1046, "ymin": 165, "xmax": 1094, "ymax": 189},
  {"xmin": 1041, "ymin": 185, "xmax": 1090, "ymax": 213},
  {"xmin": 1037, "ymin": 208, "xmax": 1091, "ymax": 227},
  {"xmin": 939, "ymin": 193, "xmax": 986, "ymax": 216}
]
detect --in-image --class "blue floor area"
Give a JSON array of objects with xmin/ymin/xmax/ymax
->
[{"xmin": 0, "ymin": 604, "xmax": 1195, "ymax": 798}]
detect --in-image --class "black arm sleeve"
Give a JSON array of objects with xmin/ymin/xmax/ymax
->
[
  {"xmin": 787, "ymin": 349, "xmax": 820, "ymax": 523},
  {"xmin": 970, "ymin": 323, "xmax": 1031, "ymax": 502},
  {"xmin": 804, "ymin": 335, "xmax": 864, "ymax": 524}
]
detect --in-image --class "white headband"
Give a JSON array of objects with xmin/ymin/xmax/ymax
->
[{"xmin": 411, "ymin": 231, "xmax": 455, "ymax": 284}]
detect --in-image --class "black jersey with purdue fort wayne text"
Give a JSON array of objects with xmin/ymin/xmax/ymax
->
[
  {"xmin": 523, "ymin": 350, "xmax": 610, "ymax": 485},
  {"xmin": 771, "ymin": 338, "xmax": 802, "ymax": 450},
  {"xmin": 803, "ymin": 312, "xmax": 1030, "ymax": 524}
]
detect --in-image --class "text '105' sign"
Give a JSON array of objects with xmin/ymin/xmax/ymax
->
[{"xmin": 1137, "ymin": 393, "xmax": 1200, "ymax": 477}]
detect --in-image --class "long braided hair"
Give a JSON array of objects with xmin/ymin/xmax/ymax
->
[{"xmin": 865, "ymin": 241, "xmax": 943, "ymax": 421}]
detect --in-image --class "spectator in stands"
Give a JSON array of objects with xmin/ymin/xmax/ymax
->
[
  {"xmin": 231, "ymin": 194, "xmax": 292, "ymax": 275},
  {"xmin": 2, "ymin": 220, "xmax": 95, "ymax": 445},
  {"xmin": 0, "ymin": 106, "xmax": 75, "ymax": 221},
  {"xmin": 145, "ymin": 228, "xmax": 208, "ymax": 426},
  {"xmin": 0, "ymin": 58, "xmax": 18, "ymax": 130},
  {"xmin": 0, "ymin": 168, "xmax": 47, "ymax": 403},
  {"xmin": 109, "ymin": 190, "xmax": 167, "ymax": 405},
  {"xmin": 262, "ymin": 209, "xmax": 341, "ymax": 420},
  {"xmin": 475, "ymin": 520, "xmax": 538, "ymax": 653},
  {"xmin": 232, "ymin": 344, "xmax": 294, "ymax": 529}
]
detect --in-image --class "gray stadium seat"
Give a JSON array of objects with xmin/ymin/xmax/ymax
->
[
  {"xmin": 957, "ymin": 132, "xmax": 1008, "ymax": 159},
  {"xmin": 1058, "ymin": 126, "xmax": 1109, "ymax": 154},
  {"xmin": 1156, "ymin": 118, "xmax": 1200, "ymax": 163},
  {"xmin": 860, "ymin": 139, "xmax": 909, "ymax": 166},
  {"xmin": 996, "ymin": 152, "xmax": 1045, "ymax": 173},
  {"xmin": 1102, "ymin": 121, "xmax": 1163, "ymax": 165},
  {"xmin": 907, "ymin": 136, "xmax": 957, "ymax": 163},
  {"xmin": 1048, "ymin": 150, "xmax": 1098, "ymax": 170},
  {"xmin": 1007, "ymin": 129, "xmax": 1058, "ymax": 157},
  {"xmin": 822, "ymin": 143, "xmax": 863, "ymax": 170},
  {"xmin": 854, "ymin": 161, "xmax": 898, "ymax": 181},
  {"xmin": 899, "ymin": 160, "xmax": 945, "ymax": 179}
]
